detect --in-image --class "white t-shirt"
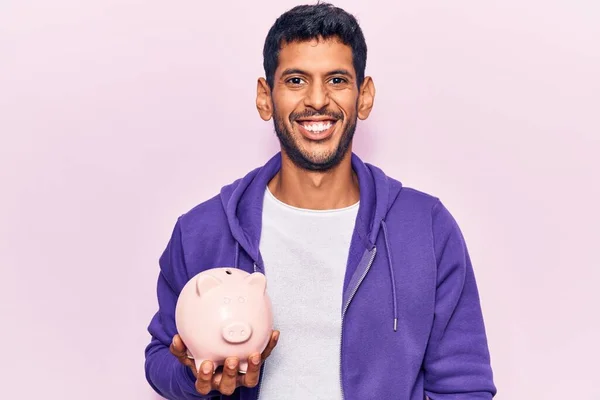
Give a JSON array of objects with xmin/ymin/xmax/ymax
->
[{"xmin": 257, "ymin": 187, "xmax": 359, "ymax": 400}]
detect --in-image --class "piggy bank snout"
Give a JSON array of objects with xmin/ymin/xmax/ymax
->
[{"xmin": 222, "ymin": 322, "xmax": 253, "ymax": 344}]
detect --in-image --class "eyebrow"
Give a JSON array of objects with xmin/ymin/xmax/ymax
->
[{"xmin": 280, "ymin": 68, "xmax": 354, "ymax": 78}]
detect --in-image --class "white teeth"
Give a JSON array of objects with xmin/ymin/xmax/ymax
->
[{"xmin": 301, "ymin": 121, "xmax": 333, "ymax": 133}]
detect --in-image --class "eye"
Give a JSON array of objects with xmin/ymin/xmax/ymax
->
[
  {"xmin": 287, "ymin": 77, "xmax": 305, "ymax": 86},
  {"xmin": 330, "ymin": 77, "xmax": 347, "ymax": 85}
]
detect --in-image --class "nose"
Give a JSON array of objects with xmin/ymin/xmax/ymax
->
[
  {"xmin": 303, "ymin": 81, "xmax": 330, "ymax": 110},
  {"xmin": 222, "ymin": 322, "xmax": 253, "ymax": 344}
]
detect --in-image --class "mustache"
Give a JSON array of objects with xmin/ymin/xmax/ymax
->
[{"xmin": 290, "ymin": 109, "xmax": 343, "ymax": 121}]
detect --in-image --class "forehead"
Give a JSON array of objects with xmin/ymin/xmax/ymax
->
[{"xmin": 276, "ymin": 37, "xmax": 355, "ymax": 75}]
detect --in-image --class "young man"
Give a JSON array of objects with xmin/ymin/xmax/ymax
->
[{"xmin": 145, "ymin": 3, "xmax": 496, "ymax": 399}]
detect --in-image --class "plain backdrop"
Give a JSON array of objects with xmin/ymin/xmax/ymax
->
[{"xmin": 1, "ymin": 0, "xmax": 599, "ymax": 399}]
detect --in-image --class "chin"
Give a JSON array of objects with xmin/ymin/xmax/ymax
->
[{"xmin": 274, "ymin": 115, "xmax": 355, "ymax": 172}]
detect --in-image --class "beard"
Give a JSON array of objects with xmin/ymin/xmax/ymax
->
[{"xmin": 272, "ymin": 105, "xmax": 357, "ymax": 172}]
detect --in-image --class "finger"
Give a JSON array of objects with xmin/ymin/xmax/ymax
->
[
  {"xmin": 261, "ymin": 330, "xmax": 280, "ymax": 360},
  {"xmin": 194, "ymin": 361, "xmax": 214, "ymax": 395},
  {"xmin": 218, "ymin": 357, "xmax": 239, "ymax": 395},
  {"xmin": 239, "ymin": 353, "xmax": 262, "ymax": 388}
]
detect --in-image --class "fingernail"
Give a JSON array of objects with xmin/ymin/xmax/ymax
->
[
  {"xmin": 227, "ymin": 359, "xmax": 237, "ymax": 369},
  {"xmin": 202, "ymin": 362, "xmax": 211, "ymax": 374},
  {"xmin": 251, "ymin": 354, "xmax": 260, "ymax": 365}
]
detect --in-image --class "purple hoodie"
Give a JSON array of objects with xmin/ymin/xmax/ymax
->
[{"xmin": 144, "ymin": 152, "xmax": 496, "ymax": 400}]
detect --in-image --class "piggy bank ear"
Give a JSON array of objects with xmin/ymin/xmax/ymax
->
[
  {"xmin": 195, "ymin": 274, "xmax": 222, "ymax": 296},
  {"xmin": 245, "ymin": 272, "xmax": 267, "ymax": 294}
]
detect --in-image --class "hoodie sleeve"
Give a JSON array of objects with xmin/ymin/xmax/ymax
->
[
  {"xmin": 423, "ymin": 201, "xmax": 497, "ymax": 399},
  {"xmin": 144, "ymin": 217, "xmax": 219, "ymax": 399}
]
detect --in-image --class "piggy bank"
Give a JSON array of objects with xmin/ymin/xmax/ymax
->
[{"xmin": 175, "ymin": 267, "xmax": 273, "ymax": 373}]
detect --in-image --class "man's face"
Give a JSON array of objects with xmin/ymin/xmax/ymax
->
[{"xmin": 269, "ymin": 37, "xmax": 361, "ymax": 171}]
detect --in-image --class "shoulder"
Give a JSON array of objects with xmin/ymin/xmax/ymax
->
[
  {"xmin": 175, "ymin": 175, "xmax": 244, "ymax": 238},
  {"xmin": 389, "ymin": 179, "xmax": 464, "ymax": 245},
  {"xmin": 363, "ymin": 158, "xmax": 441, "ymax": 214},
  {"xmin": 384, "ymin": 171, "xmax": 441, "ymax": 217},
  {"xmin": 397, "ymin": 186, "xmax": 440, "ymax": 209},
  {"xmin": 382, "ymin": 171, "xmax": 461, "ymax": 237},
  {"xmin": 178, "ymin": 194, "xmax": 225, "ymax": 233},
  {"xmin": 394, "ymin": 184, "xmax": 458, "ymax": 225}
]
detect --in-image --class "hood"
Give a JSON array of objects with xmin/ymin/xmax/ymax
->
[{"xmin": 220, "ymin": 152, "xmax": 404, "ymax": 330}]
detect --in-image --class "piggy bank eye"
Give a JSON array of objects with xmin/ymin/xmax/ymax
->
[
  {"xmin": 223, "ymin": 297, "xmax": 231, "ymax": 304},
  {"xmin": 238, "ymin": 297, "xmax": 246, "ymax": 303},
  {"xmin": 225, "ymin": 270, "xmax": 232, "ymax": 275}
]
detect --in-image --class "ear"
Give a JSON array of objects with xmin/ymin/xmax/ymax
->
[
  {"xmin": 195, "ymin": 274, "xmax": 222, "ymax": 296},
  {"xmin": 245, "ymin": 272, "xmax": 267, "ymax": 294},
  {"xmin": 256, "ymin": 77, "xmax": 273, "ymax": 121},
  {"xmin": 357, "ymin": 76, "xmax": 376, "ymax": 120}
]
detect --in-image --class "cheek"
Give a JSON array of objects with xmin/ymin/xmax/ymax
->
[
  {"xmin": 274, "ymin": 90, "xmax": 302, "ymax": 112},
  {"xmin": 331, "ymin": 91, "xmax": 359, "ymax": 117}
]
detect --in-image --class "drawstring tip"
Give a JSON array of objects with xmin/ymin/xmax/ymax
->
[{"xmin": 393, "ymin": 318, "xmax": 398, "ymax": 332}]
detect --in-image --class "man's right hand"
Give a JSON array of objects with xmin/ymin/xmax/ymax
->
[{"xmin": 170, "ymin": 330, "xmax": 280, "ymax": 396}]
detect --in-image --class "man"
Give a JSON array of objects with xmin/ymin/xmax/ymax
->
[{"xmin": 144, "ymin": 3, "xmax": 496, "ymax": 399}]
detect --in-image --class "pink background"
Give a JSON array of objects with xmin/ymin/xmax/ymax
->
[{"xmin": 1, "ymin": 0, "xmax": 598, "ymax": 399}]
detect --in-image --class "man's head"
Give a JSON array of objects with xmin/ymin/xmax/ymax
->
[{"xmin": 256, "ymin": 2, "xmax": 375, "ymax": 172}]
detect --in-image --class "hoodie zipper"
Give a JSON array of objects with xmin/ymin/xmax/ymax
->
[{"xmin": 339, "ymin": 247, "xmax": 377, "ymax": 400}]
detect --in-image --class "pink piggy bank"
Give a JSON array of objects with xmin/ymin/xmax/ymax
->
[{"xmin": 175, "ymin": 267, "xmax": 273, "ymax": 373}]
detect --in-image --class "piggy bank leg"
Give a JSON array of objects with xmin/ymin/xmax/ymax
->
[
  {"xmin": 238, "ymin": 360, "xmax": 249, "ymax": 374},
  {"xmin": 193, "ymin": 359, "xmax": 203, "ymax": 374}
]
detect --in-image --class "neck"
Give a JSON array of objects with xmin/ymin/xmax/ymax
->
[{"xmin": 268, "ymin": 150, "xmax": 360, "ymax": 210}]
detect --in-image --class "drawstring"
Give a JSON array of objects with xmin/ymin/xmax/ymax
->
[
  {"xmin": 234, "ymin": 241, "xmax": 240, "ymax": 268},
  {"xmin": 381, "ymin": 220, "xmax": 398, "ymax": 332}
]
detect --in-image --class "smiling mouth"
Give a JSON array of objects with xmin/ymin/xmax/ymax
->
[{"xmin": 295, "ymin": 119, "xmax": 338, "ymax": 140}]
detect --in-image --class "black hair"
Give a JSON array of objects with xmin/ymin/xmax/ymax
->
[{"xmin": 262, "ymin": 2, "xmax": 367, "ymax": 90}]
